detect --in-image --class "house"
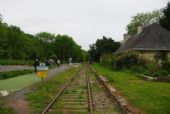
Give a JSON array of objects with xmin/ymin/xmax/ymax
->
[{"xmin": 115, "ymin": 23, "xmax": 170, "ymax": 61}]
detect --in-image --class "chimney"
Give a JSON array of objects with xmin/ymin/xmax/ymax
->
[
  {"xmin": 122, "ymin": 33, "xmax": 130, "ymax": 44},
  {"xmin": 137, "ymin": 26, "xmax": 143, "ymax": 35}
]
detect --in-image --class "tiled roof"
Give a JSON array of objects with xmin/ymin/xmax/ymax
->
[{"xmin": 115, "ymin": 23, "xmax": 170, "ymax": 54}]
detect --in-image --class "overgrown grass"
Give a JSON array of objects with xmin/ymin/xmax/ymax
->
[
  {"xmin": 0, "ymin": 69, "xmax": 34, "ymax": 80},
  {"xmin": 93, "ymin": 63, "xmax": 170, "ymax": 114},
  {"xmin": 0, "ymin": 59, "xmax": 33, "ymax": 65},
  {"xmin": 26, "ymin": 67, "xmax": 79, "ymax": 114}
]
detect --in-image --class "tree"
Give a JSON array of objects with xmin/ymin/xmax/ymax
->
[
  {"xmin": 159, "ymin": 2, "xmax": 170, "ymax": 30},
  {"xmin": 127, "ymin": 10, "xmax": 162, "ymax": 35},
  {"xmin": 88, "ymin": 36, "xmax": 121, "ymax": 62},
  {"xmin": 35, "ymin": 32, "xmax": 55, "ymax": 43},
  {"xmin": 53, "ymin": 35, "xmax": 85, "ymax": 62}
]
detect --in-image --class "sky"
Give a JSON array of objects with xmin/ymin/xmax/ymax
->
[{"xmin": 0, "ymin": 0, "xmax": 169, "ymax": 50}]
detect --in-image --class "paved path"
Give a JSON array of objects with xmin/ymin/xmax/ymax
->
[
  {"xmin": 0, "ymin": 65, "xmax": 33, "ymax": 72},
  {"xmin": 1, "ymin": 65, "xmax": 71, "ymax": 114}
]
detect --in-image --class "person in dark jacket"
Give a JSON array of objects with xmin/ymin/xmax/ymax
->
[
  {"xmin": 34, "ymin": 59, "xmax": 39, "ymax": 73},
  {"xmin": 45, "ymin": 59, "xmax": 50, "ymax": 67}
]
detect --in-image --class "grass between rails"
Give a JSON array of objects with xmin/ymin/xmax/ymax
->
[
  {"xmin": 0, "ymin": 69, "xmax": 34, "ymax": 80},
  {"xmin": 26, "ymin": 67, "xmax": 79, "ymax": 114},
  {"xmin": 92, "ymin": 63, "xmax": 170, "ymax": 114}
]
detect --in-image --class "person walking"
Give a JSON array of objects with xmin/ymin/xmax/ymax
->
[
  {"xmin": 57, "ymin": 59, "xmax": 61, "ymax": 67},
  {"xmin": 33, "ymin": 59, "xmax": 39, "ymax": 73}
]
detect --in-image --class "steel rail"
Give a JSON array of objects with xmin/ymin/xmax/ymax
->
[
  {"xmin": 86, "ymin": 66, "xmax": 94, "ymax": 114},
  {"xmin": 41, "ymin": 68, "xmax": 81, "ymax": 114}
]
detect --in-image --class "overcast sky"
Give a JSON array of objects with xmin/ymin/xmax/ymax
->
[{"xmin": 0, "ymin": 0, "xmax": 169, "ymax": 50}]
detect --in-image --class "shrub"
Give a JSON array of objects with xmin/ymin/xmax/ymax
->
[
  {"xmin": 113, "ymin": 51, "xmax": 146, "ymax": 69},
  {"xmin": 152, "ymin": 72, "xmax": 161, "ymax": 77},
  {"xmin": 142, "ymin": 71, "xmax": 150, "ymax": 76},
  {"xmin": 158, "ymin": 70, "xmax": 169, "ymax": 76},
  {"xmin": 130, "ymin": 65, "xmax": 146, "ymax": 74},
  {"xmin": 146, "ymin": 63, "xmax": 157, "ymax": 74},
  {"xmin": 152, "ymin": 70, "xmax": 169, "ymax": 77},
  {"xmin": 162, "ymin": 61, "xmax": 170, "ymax": 72},
  {"xmin": 100, "ymin": 54, "xmax": 113, "ymax": 67}
]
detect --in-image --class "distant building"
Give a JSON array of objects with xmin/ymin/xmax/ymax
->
[{"xmin": 115, "ymin": 23, "xmax": 170, "ymax": 61}]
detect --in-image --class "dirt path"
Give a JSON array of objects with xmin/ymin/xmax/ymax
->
[
  {"xmin": 0, "ymin": 65, "xmax": 33, "ymax": 72},
  {"xmin": 1, "ymin": 65, "xmax": 70, "ymax": 114}
]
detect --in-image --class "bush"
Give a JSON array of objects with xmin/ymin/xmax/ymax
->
[
  {"xmin": 130, "ymin": 65, "xmax": 146, "ymax": 74},
  {"xmin": 146, "ymin": 63, "xmax": 157, "ymax": 74},
  {"xmin": 162, "ymin": 61, "xmax": 170, "ymax": 72},
  {"xmin": 152, "ymin": 72, "xmax": 161, "ymax": 77},
  {"xmin": 158, "ymin": 70, "xmax": 169, "ymax": 76},
  {"xmin": 113, "ymin": 51, "xmax": 146, "ymax": 69},
  {"xmin": 100, "ymin": 54, "xmax": 113, "ymax": 67},
  {"xmin": 142, "ymin": 71, "xmax": 150, "ymax": 76},
  {"xmin": 152, "ymin": 70, "xmax": 169, "ymax": 77}
]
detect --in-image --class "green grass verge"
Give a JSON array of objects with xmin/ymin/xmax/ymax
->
[
  {"xmin": 0, "ymin": 69, "xmax": 34, "ymax": 80},
  {"xmin": 26, "ymin": 67, "xmax": 79, "ymax": 114},
  {"xmin": 93, "ymin": 63, "xmax": 170, "ymax": 114},
  {"xmin": 0, "ymin": 59, "xmax": 33, "ymax": 65}
]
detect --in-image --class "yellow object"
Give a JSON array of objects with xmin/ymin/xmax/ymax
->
[{"xmin": 37, "ymin": 71, "xmax": 47, "ymax": 78}]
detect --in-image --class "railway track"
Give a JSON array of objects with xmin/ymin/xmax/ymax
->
[
  {"xmin": 41, "ymin": 65, "xmax": 94, "ymax": 114},
  {"xmin": 41, "ymin": 65, "xmax": 121, "ymax": 114}
]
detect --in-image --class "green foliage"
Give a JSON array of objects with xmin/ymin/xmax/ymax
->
[
  {"xmin": 0, "ymin": 21, "xmax": 86, "ymax": 62},
  {"xmin": 88, "ymin": 36, "xmax": 120, "ymax": 62},
  {"xmin": 0, "ymin": 22, "xmax": 42, "ymax": 60},
  {"xmin": 53, "ymin": 35, "xmax": 86, "ymax": 62},
  {"xmin": 113, "ymin": 52, "xmax": 146, "ymax": 69},
  {"xmin": 160, "ymin": 2, "xmax": 170, "ymax": 30},
  {"xmin": 100, "ymin": 54, "xmax": 113, "ymax": 67},
  {"xmin": 152, "ymin": 70, "xmax": 169, "ymax": 77},
  {"xmin": 35, "ymin": 32, "xmax": 55, "ymax": 43},
  {"xmin": 146, "ymin": 63, "xmax": 157, "ymax": 74},
  {"xmin": 0, "ymin": 69, "xmax": 33, "ymax": 80},
  {"xmin": 127, "ymin": 10, "xmax": 162, "ymax": 35},
  {"xmin": 130, "ymin": 65, "xmax": 146, "ymax": 74},
  {"xmin": 161, "ymin": 61, "xmax": 170, "ymax": 72}
]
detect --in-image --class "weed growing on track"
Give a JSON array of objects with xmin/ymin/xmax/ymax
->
[{"xmin": 26, "ymin": 67, "xmax": 79, "ymax": 114}]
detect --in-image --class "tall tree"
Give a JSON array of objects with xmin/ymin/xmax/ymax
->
[
  {"xmin": 159, "ymin": 2, "xmax": 170, "ymax": 30},
  {"xmin": 127, "ymin": 10, "xmax": 162, "ymax": 35},
  {"xmin": 88, "ymin": 36, "xmax": 120, "ymax": 62}
]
